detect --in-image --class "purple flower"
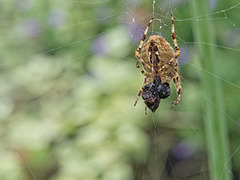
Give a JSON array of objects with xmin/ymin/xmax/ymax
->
[
  {"xmin": 20, "ymin": 18, "xmax": 42, "ymax": 37},
  {"xmin": 91, "ymin": 36, "xmax": 108, "ymax": 55},
  {"xmin": 129, "ymin": 22, "xmax": 143, "ymax": 43},
  {"xmin": 222, "ymin": 28, "xmax": 240, "ymax": 47},
  {"xmin": 172, "ymin": 141, "xmax": 193, "ymax": 161},
  {"xmin": 209, "ymin": 0, "xmax": 218, "ymax": 10},
  {"xmin": 178, "ymin": 46, "xmax": 192, "ymax": 66},
  {"xmin": 48, "ymin": 9, "xmax": 67, "ymax": 28},
  {"xmin": 15, "ymin": 0, "xmax": 32, "ymax": 12}
]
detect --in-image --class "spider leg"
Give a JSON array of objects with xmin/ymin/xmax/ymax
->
[
  {"xmin": 170, "ymin": 15, "xmax": 182, "ymax": 108},
  {"xmin": 134, "ymin": 77, "xmax": 147, "ymax": 106},
  {"xmin": 136, "ymin": 61, "xmax": 147, "ymax": 76},
  {"xmin": 162, "ymin": 15, "xmax": 180, "ymax": 71},
  {"xmin": 171, "ymin": 14, "xmax": 180, "ymax": 59},
  {"xmin": 136, "ymin": 18, "xmax": 154, "ymax": 54},
  {"xmin": 172, "ymin": 73, "xmax": 182, "ymax": 108},
  {"xmin": 145, "ymin": 105, "xmax": 148, "ymax": 115},
  {"xmin": 160, "ymin": 60, "xmax": 182, "ymax": 108},
  {"xmin": 135, "ymin": 18, "xmax": 154, "ymax": 71},
  {"xmin": 165, "ymin": 56, "xmax": 178, "ymax": 72}
]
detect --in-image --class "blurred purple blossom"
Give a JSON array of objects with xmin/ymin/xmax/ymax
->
[
  {"xmin": 172, "ymin": 141, "xmax": 193, "ymax": 161},
  {"xmin": 209, "ymin": 0, "xmax": 218, "ymax": 10},
  {"xmin": 48, "ymin": 9, "xmax": 67, "ymax": 28},
  {"xmin": 20, "ymin": 18, "xmax": 42, "ymax": 37},
  {"xmin": 222, "ymin": 28, "xmax": 240, "ymax": 47},
  {"xmin": 91, "ymin": 36, "xmax": 108, "ymax": 55},
  {"xmin": 178, "ymin": 46, "xmax": 192, "ymax": 66},
  {"xmin": 15, "ymin": 0, "xmax": 32, "ymax": 12},
  {"xmin": 129, "ymin": 22, "xmax": 143, "ymax": 43}
]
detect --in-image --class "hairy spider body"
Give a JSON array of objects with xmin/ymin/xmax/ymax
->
[{"xmin": 134, "ymin": 15, "xmax": 182, "ymax": 114}]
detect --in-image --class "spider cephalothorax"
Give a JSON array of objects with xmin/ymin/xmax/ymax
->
[{"xmin": 134, "ymin": 15, "xmax": 182, "ymax": 114}]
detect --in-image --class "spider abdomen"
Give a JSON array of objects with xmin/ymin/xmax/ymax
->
[{"xmin": 141, "ymin": 35, "xmax": 175, "ymax": 65}]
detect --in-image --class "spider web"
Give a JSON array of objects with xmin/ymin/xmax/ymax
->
[{"xmin": 0, "ymin": 0, "xmax": 240, "ymax": 180}]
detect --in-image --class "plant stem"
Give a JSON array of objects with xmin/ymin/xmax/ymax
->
[{"xmin": 189, "ymin": 1, "xmax": 232, "ymax": 180}]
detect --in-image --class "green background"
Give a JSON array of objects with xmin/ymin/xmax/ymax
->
[{"xmin": 0, "ymin": 0, "xmax": 239, "ymax": 179}]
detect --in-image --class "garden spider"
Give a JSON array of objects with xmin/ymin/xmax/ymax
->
[{"xmin": 134, "ymin": 14, "xmax": 182, "ymax": 115}]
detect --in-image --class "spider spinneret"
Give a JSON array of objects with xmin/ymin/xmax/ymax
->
[{"xmin": 134, "ymin": 15, "xmax": 182, "ymax": 115}]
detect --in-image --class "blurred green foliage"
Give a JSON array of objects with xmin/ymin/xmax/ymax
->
[{"xmin": 0, "ymin": 0, "xmax": 240, "ymax": 180}]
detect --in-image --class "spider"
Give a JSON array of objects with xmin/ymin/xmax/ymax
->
[{"xmin": 134, "ymin": 14, "xmax": 182, "ymax": 115}]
